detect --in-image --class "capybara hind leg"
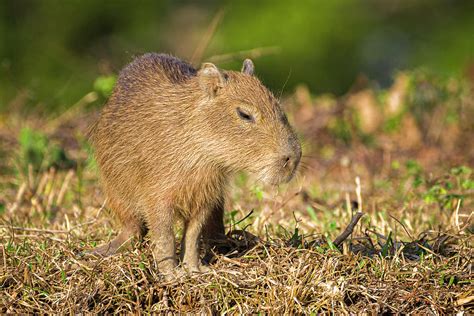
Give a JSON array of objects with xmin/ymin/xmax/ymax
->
[
  {"xmin": 89, "ymin": 221, "xmax": 147, "ymax": 256},
  {"xmin": 89, "ymin": 229, "xmax": 133, "ymax": 256},
  {"xmin": 89, "ymin": 199, "xmax": 147, "ymax": 256}
]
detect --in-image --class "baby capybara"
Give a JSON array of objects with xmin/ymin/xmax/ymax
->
[{"xmin": 89, "ymin": 53, "xmax": 301, "ymax": 279}]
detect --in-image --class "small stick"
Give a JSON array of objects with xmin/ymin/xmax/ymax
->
[
  {"xmin": 15, "ymin": 182, "xmax": 27, "ymax": 203},
  {"xmin": 46, "ymin": 168, "xmax": 57, "ymax": 210},
  {"xmin": 355, "ymin": 176, "xmax": 362, "ymax": 213},
  {"xmin": 389, "ymin": 212, "xmax": 413, "ymax": 241},
  {"xmin": 333, "ymin": 177, "xmax": 365, "ymax": 247},
  {"xmin": 28, "ymin": 164, "xmax": 34, "ymax": 192},
  {"xmin": 454, "ymin": 199, "xmax": 461, "ymax": 231},
  {"xmin": 0, "ymin": 226, "xmax": 68, "ymax": 234},
  {"xmin": 56, "ymin": 170, "xmax": 74, "ymax": 205},
  {"xmin": 333, "ymin": 211, "xmax": 364, "ymax": 247},
  {"xmin": 190, "ymin": 8, "xmax": 225, "ymax": 65},
  {"xmin": 208, "ymin": 46, "xmax": 281, "ymax": 64},
  {"xmin": 35, "ymin": 172, "xmax": 49, "ymax": 197}
]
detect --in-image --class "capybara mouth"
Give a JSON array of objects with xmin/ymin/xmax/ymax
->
[{"xmin": 263, "ymin": 163, "xmax": 300, "ymax": 186}]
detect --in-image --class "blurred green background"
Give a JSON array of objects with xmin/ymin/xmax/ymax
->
[{"xmin": 1, "ymin": 0, "xmax": 473, "ymax": 113}]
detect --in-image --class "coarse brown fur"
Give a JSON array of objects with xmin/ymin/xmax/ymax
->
[{"xmin": 89, "ymin": 53, "xmax": 301, "ymax": 278}]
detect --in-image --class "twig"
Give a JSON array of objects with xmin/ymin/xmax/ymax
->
[
  {"xmin": 355, "ymin": 176, "xmax": 362, "ymax": 213},
  {"xmin": 333, "ymin": 211, "xmax": 364, "ymax": 247},
  {"xmin": 44, "ymin": 92, "xmax": 98, "ymax": 133},
  {"xmin": 56, "ymin": 170, "xmax": 75, "ymax": 205},
  {"xmin": 190, "ymin": 8, "xmax": 225, "ymax": 65},
  {"xmin": 0, "ymin": 226, "xmax": 68, "ymax": 234},
  {"xmin": 454, "ymin": 199, "xmax": 461, "ymax": 231},
  {"xmin": 278, "ymin": 189, "xmax": 301, "ymax": 210},
  {"xmin": 207, "ymin": 46, "xmax": 280, "ymax": 64},
  {"xmin": 388, "ymin": 213, "xmax": 414, "ymax": 241},
  {"xmin": 234, "ymin": 209, "xmax": 254, "ymax": 226},
  {"xmin": 366, "ymin": 228, "xmax": 388, "ymax": 241},
  {"xmin": 4, "ymin": 234, "xmax": 66, "ymax": 242},
  {"xmin": 219, "ymin": 256, "xmax": 249, "ymax": 268}
]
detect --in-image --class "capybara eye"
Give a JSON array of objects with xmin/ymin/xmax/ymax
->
[{"xmin": 236, "ymin": 107, "xmax": 255, "ymax": 123}]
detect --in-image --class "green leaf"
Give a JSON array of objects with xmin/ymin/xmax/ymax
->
[
  {"xmin": 391, "ymin": 160, "xmax": 400, "ymax": 170},
  {"xmin": 413, "ymin": 175, "xmax": 424, "ymax": 188},
  {"xmin": 252, "ymin": 186, "xmax": 264, "ymax": 201},
  {"xmin": 326, "ymin": 236, "xmax": 339, "ymax": 252},
  {"xmin": 61, "ymin": 269, "xmax": 67, "ymax": 283},
  {"xmin": 406, "ymin": 160, "xmax": 422, "ymax": 175},
  {"xmin": 462, "ymin": 179, "xmax": 474, "ymax": 190},
  {"xmin": 18, "ymin": 127, "xmax": 48, "ymax": 172},
  {"xmin": 306, "ymin": 206, "xmax": 318, "ymax": 222},
  {"xmin": 448, "ymin": 275, "xmax": 455, "ymax": 286},
  {"xmin": 451, "ymin": 166, "xmax": 471, "ymax": 176},
  {"xmin": 289, "ymin": 227, "xmax": 301, "ymax": 246},
  {"xmin": 94, "ymin": 75, "xmax": 117, "ymax": 98},
  {"xmin": 380, "ymin": 231, "xmax": 393, "ymax": 257}
]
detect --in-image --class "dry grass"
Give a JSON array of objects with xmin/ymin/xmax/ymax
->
[
  {"xmin": 1, "ymin": 190, "xmax": 472, "ymax": 313},
  {"xmin": 1, "ymin": 70, "xmax": 473, "ymax": 313}
]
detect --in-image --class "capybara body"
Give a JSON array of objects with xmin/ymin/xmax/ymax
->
[{"xmin": 90, "ymin": 53, "xmax": 301, "ymax": 278}]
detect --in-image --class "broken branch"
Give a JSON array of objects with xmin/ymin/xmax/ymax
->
[{"xmin": 333, "ymin": 211, "xmax": 364, "ymax": 247}]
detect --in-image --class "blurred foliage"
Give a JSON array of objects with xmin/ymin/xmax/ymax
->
[
  {"xmin": 93, "ymin": 75, "xmax": 116, "ymax": 98},
  {"xmin": 17, "ymin": 128, "xmax": 74, "ymax": 175},
  {"xmin": 18, "ymin": 128, "xmax": 48, "ymax": 171},
  {"xmin": 1, "ymin": 0, "xmax": 473, "ymax": 113},
  {"xmin": 306, "ymin": 69, "xmax": 471, "ymax": 147},
  {"xmin": 422, "ymin": 165, "xmax": 472, "ymax": 209}
]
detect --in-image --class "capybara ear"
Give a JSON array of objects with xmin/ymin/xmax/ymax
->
[
  {"xmin": 241, "ymin": 59, "xmax": 254, "ymax": 76},
  {"xmin": 198, "ymin": 63, "xmax": 226, "ymax": 97}
]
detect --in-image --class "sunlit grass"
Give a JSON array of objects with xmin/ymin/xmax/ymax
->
[{"xmin": 1, "ymin": 70, "xmax": 473, "ymax": 313}]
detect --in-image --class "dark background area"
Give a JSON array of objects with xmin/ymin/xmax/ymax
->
[{"xmin": 1, "ymin": 0, "xmax": 473, "ymax": 113}]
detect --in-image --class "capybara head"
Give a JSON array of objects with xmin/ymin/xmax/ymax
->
[{"xmin": 194, "ymin": 59, "xmax": 302, "ymax": 185}]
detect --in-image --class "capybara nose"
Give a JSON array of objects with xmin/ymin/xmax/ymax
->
[
  {"xmin": 282, "ymin": 134, "xmax": 302, "ymax": 173},
  {"xmin": 283, "ymin": 155, "xmax": 293, "ymax": 170},
  {"xmin": 282, "ymin": 150, "xmax": 300, "ymax": 173}
]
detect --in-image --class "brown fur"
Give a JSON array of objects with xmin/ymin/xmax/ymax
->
[{"xmin": 89, "ymin": 53, "xmax": 301, "ymax": 278}]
